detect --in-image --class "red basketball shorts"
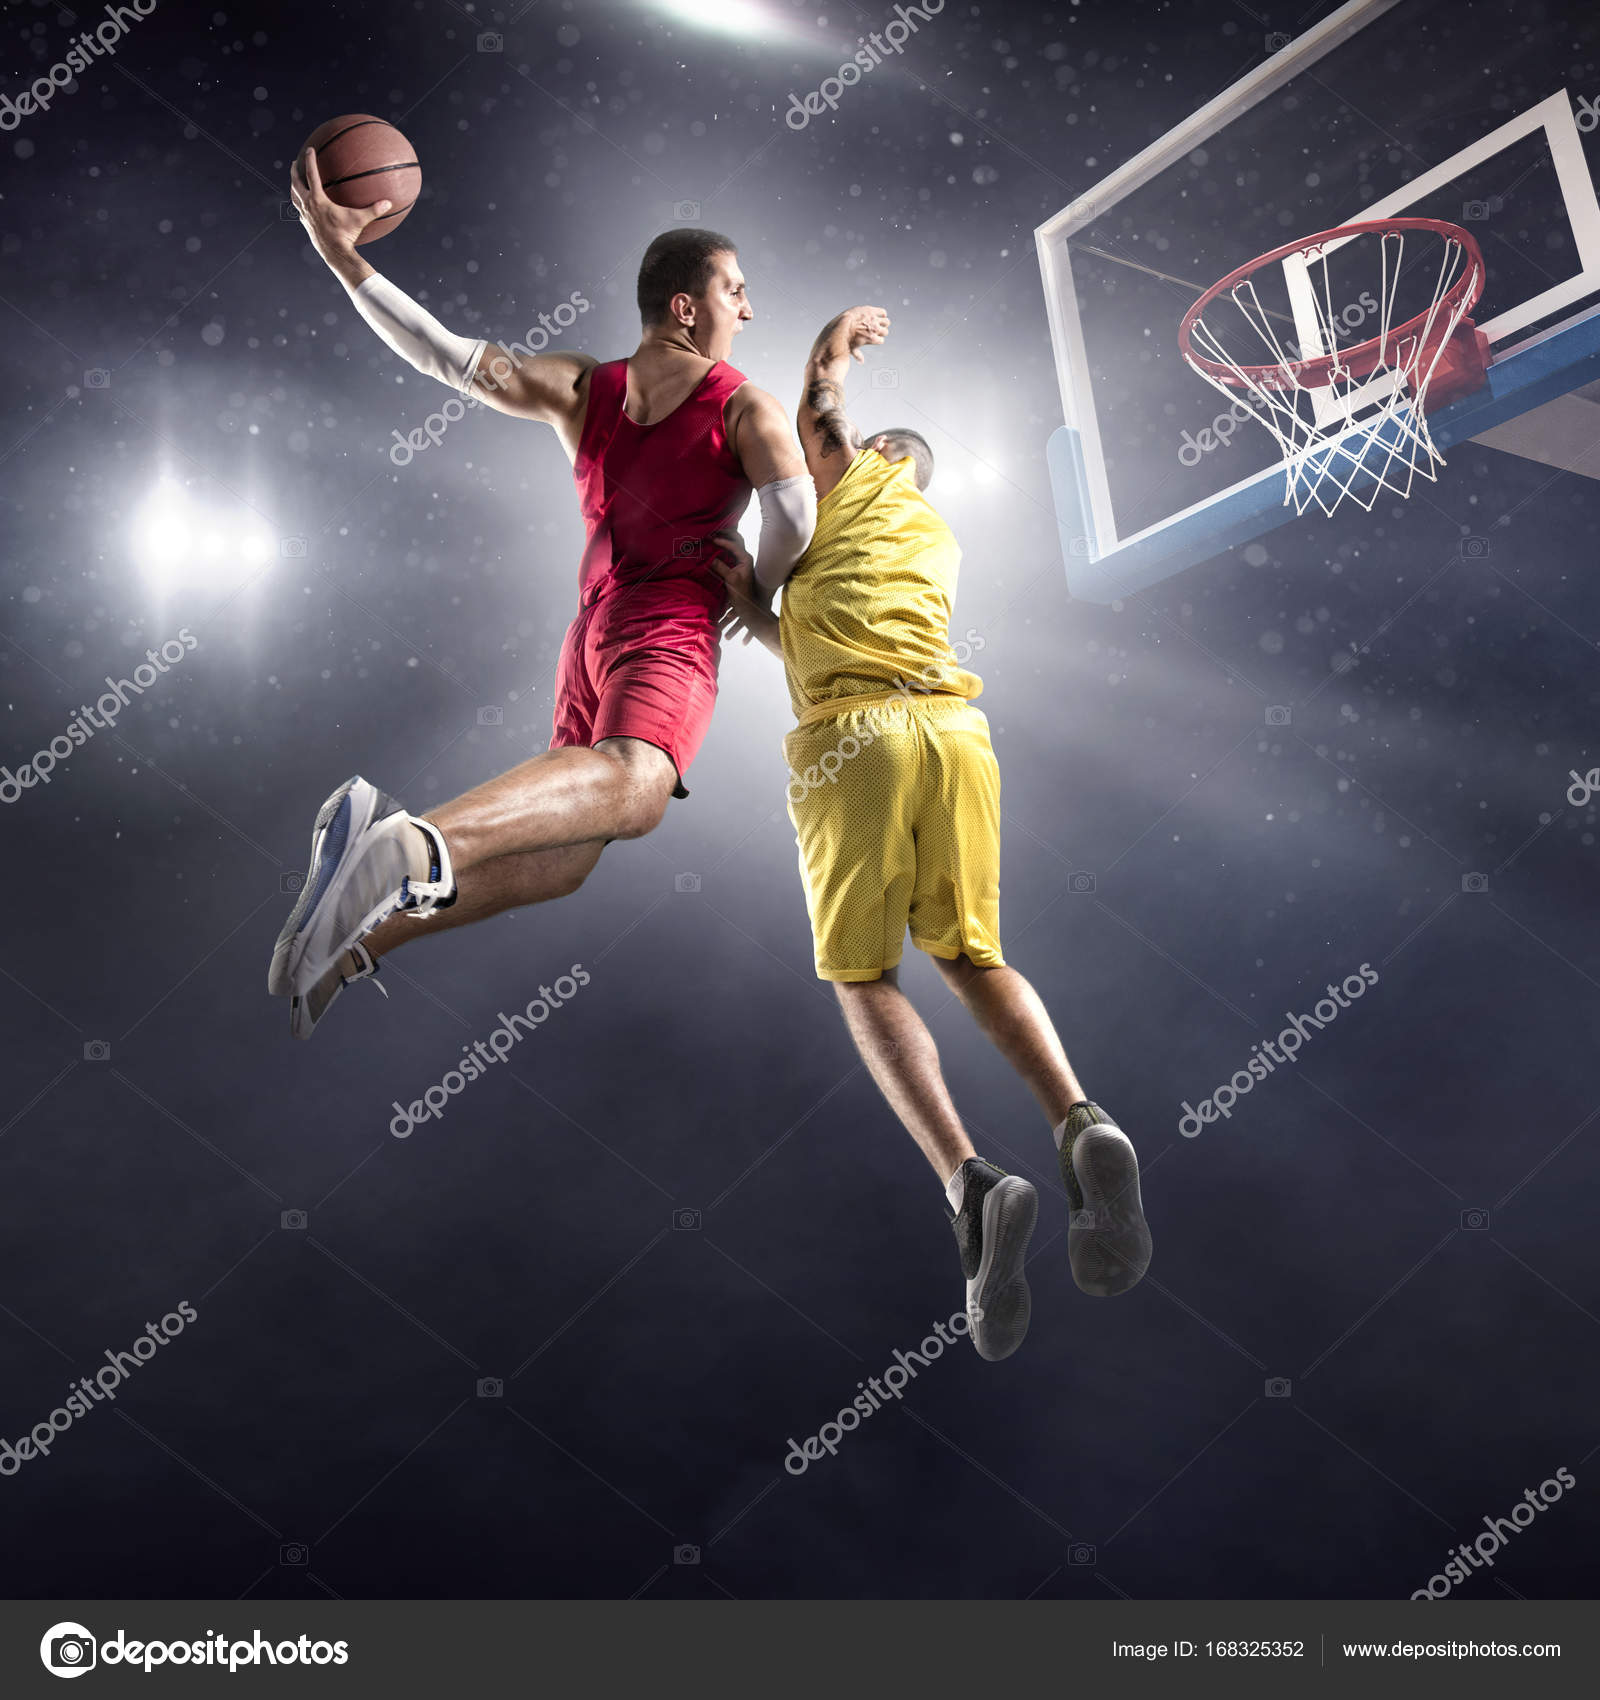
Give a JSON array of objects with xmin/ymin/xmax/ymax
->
[{"xmin": 550, "ymin": 577, "xmax": 722, "ymax": 793}]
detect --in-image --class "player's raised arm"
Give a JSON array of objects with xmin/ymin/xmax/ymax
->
[
  {"xmin": 727, "ymin": 384, "xmax": 816, "ymax": 594},
  {"xmin": 797, "ymin": 305, "xmax": 889, "ymax": 500},
  {"xmin": 290, "ymin": 146, "xmax": 593, "ymax": 453}
]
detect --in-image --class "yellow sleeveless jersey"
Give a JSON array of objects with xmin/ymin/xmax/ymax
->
[{"xmin": 779, "ymin": 448, "xmax": 981, "ymax": 718}]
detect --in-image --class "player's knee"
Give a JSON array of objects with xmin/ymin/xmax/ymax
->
[
  {"xmin": 596, "ymin": 741, "xmax": 673, "ymax": 838},
  {"xmin": 612, "ymin": 781, "xmax": 669, "ymax": 840}
]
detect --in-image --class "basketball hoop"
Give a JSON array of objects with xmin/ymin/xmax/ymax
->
[{"xmin": 1179, "ymin": 218, "xmax": 1490, "ymax": 517}]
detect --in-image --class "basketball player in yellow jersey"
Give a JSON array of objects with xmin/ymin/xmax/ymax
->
[{"xmin": 713, "ymin": 306, "xmax": 1152, "ymax": 1362}]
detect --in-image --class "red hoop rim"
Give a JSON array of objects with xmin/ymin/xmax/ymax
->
[{"xmin": 1178, "ymin": 216, "xmax": 1486, "ymax": 391}]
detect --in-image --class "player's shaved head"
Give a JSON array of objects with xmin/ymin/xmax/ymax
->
[
  {"xmin": 871, "ymin": 429, "xmax": 934, "ymax": 490},
  {"xmin": 637, "ymin": 227, "xmax": 739, "ymax": 326}
]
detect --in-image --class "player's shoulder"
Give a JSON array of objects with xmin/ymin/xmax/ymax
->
[{"xmin": 722, "ymin": 380, "xmax": 794, "ymax": 445}]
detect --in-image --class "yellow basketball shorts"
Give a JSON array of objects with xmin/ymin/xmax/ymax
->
[{"xmin": 782, "ymin": 693, "xmax": 1005, "ymax": 982}]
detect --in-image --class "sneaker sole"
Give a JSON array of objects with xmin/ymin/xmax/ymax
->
[
  {"xmin": 967, "ymin": 1175, "xmax": 1038, "ymax": 1362},
  {"xmin": 268, "ymin": 777, "xmax": 395, "ymax": 997},
  {"xmin": 1068, "ymin": 1126, "xmax": 1153, "ymax": 1298}
]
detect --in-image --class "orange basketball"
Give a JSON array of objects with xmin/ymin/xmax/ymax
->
[{"xmin": 303, "ymin": 114, "xmax": 420, "ymax": 245}]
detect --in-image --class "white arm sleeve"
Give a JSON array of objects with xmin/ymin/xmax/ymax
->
[
  {"xmin": 753, "ymin": 473, "xmax": 817, "ymax": 593},
  {"xmin": 351, "ymin": 273, "xmax": 486, "ymax": 396}
]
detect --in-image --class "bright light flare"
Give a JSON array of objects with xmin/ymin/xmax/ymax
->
[
  {"xmin": 130, "ymin": 480, "xmax": 276, "ymax": 593},
  {"xmin": 646, "ymin": 0, "xmax": 802, "ymax": 43}
]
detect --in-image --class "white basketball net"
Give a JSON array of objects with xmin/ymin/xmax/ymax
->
[{"xmin": 1183, "ymin": 229, "xmax": 1482, "ymax": 517}]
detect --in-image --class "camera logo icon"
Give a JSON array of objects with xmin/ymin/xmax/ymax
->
[
  {"xmin": 279, "ymin": 870, "xmax": 305, "ymax": 895},
  {"xmin": 83, "ymin": 1040, "xmax": 111, "ymax": 1062},
  {"xmin": 477, "ymin": 706, "xmax": 504, "ymax": 726},
  {"xmin": 1461, "ymin": 871, "xmax": 1488, "ymax": 893},
  {"xmin": 1461, "ymin": 1208, "xmax": 1490, "ymax": 1231},
  {"xmin": 478, "ymin": 30, "xmax": 503, "ymax": 52},
  {"xmin": 1460, "ymin": 535, "xmax": 1490, "ymax": 558},
  {"xmin": 1068, "ymin": 871, "xmax": 1096, "ymax": 894},
  {"xmin": 1265, "ymin": 31, "xmax": 1291, "ymax": 51},
  {"xmin": 279, "ymin": 198, "xmax": 301, "ymax": 222},
  {"xmin": 1069, "ymin": 1208, "xmax": 1099, "ymax": 1231},
  {"xmin": 674, "ymin": 1544, "xmax": 701, "ymax": 1565},
  {"xmin": 279, "ymin": 536, "xmax": 308, "ymax": 558},
  {"xmin": 674, "ymin": 1208, "xmax": 702, "ymax": 1231},
  {"xmin": 674, "ymin": 200, "xmax": 701, "ymax": 221},
  {"xmin": 675, "ymin": 872, "xmax": 701, "ymax": 893},
  {"xmin": 1068, "ymin": 1543, "xmax": 1096, "ymax": 1566},
  {"xmin": 1265, "ymin": 704, "xmax": 1292, "ymax": 727},
  {"xmin": 1265, "ymin": 1377, "xmax": 1292, "ymax": 1398},
  {"xmin": 40, "ymin": 1623, "xmax": 97, "ymax": 1678},
  {"xmin": 870, "ymin": 368, "xmax": 899, "ymax": 390},
  {"xmin": 281, "ymin": 1210, "xmax": 308, "ymax": 1231},
  {"xmin": 478, "ymin": 1378, "xmax": 504, "ymax": 1398},
  {"xmin": 1462, "ymin": 196, "xmax": 1503, "ymax": 221},
  {"xmin": 280, "ymin": 1542, "xmax": 310, "ymax": 1566},
  {"xmin": 673, "ymin": 536, "xmax": 701, "ymax": 557},
  {"xmin": 83, "ymin": 369, "xmax": 110, "ymax": 390}
]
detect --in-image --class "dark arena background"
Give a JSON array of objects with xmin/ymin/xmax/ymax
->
[{"xmin": 4, "ymin": 0, "xmax": 1599, "ymax": 1624}]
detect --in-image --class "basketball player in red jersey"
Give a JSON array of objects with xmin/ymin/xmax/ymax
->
[{"xmin": 270, "ymin": 150, "xmax": 815, "ymax": 1035}]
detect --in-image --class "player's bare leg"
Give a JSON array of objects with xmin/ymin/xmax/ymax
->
[
  {"xmin": 424, "ymin": 737, "xmax": 677, "ymax": 873},
  {"xmin": 931, "ymin": 955, "xmax": 1085, "ymax": 1123},
  {"xmin": 833, "ymin": 970, "xmax": 1036, "ymax": 1362},
  {"xmin": 270, "ymin": 737, "xmax": 675, "ymax": 1014},
  {"xmin": 361, "ymin": 840, "xmax": 605, "ymax": 961},
  {"xmin": 934, "ymin": 952, "xmax": 1151, "ymax": 1297},
  {"xmin": 833, "ymin": 969, "xmax": 974, "ymax": 1182}
]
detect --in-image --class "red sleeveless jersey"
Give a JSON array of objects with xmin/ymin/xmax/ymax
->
[{"xmin": 572, "ymin": 358, "xmax": 752, "ymax": 600}]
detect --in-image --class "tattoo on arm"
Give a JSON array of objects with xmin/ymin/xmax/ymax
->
[{"xmin": 805, "ymin": 377, "xmax": 861, "ymax": 459}]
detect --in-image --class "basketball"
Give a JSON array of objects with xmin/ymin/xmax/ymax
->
[{"xmin": 302, "ymin": 115, "xmax": 420, "ymax": 245}]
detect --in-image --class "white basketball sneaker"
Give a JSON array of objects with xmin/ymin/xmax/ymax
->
[
  {"xmin": 268, "ymin": 776, "xmax": 454, "ymax": 1000},
  {"xmin": 289, "ymin": 940, "xmax": 386, "ymax": 1040}
]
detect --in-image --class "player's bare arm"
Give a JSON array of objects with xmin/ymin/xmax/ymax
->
[
  {"xmin": 797, "ymin": 305, "xmax": 889, "ymax": 499},
  {"xmin": 290, "ymin": 146, "xmax": 593, "ymax": 458},
  {"xmin": 727, "ymin": 384, "xmax": 816, "ymax": 594}
]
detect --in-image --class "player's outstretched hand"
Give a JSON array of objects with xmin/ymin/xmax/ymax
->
[
  {"xmin": 708, "ymin": 531, "xmax": 775, "ymax": 649},
  {"xmin": 290, "ymin": 147, "xmax": 393, "ymax": 261},
  {"xmin": 841, "ymin": 305, "xmax": 890, "ymax": 362}
]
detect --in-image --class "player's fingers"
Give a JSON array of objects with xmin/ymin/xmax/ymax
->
[
  {"xmin": 302, "ymin": 147, "xmax": 326, "ymax": 198},
  {"xmin": 364, "ymin": 199, "xmax": 394, "ymax": 218}
]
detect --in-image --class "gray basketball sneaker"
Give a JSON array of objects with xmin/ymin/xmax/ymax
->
[{"xmin": 949, "ymin": 1158, "xmax": 1038, "ymax": 1361}]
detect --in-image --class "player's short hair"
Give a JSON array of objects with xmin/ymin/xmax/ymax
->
[
  {"xmin": 872, "ymin": 428, "xmax": 935, "ymax": 490},
  {"xmin": 637, "ymin": 228, "xmax": 739, "ymax": 326}
]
